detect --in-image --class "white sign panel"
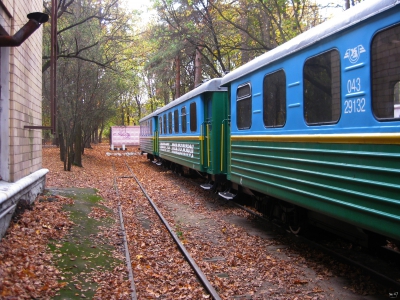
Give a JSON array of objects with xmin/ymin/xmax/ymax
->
[
  {"xmin": 111, "ymin": 126, "xmax": 140, "ymax": 146},
  {"xmin": 160, "ymin": 142, "xmax": 194, "ymax": 158}
]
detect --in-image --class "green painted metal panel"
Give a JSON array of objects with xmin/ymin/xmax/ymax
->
[
  {"xmin": 140, "ymin": 137, "xmax": 154, "ymax": 154},
  {"xmin": 159, "ymin": 139, "xmax": 204, "ymax": 171},
  {"xmin": 204, "ymin": 91, "xmax": 230, "ymax": 175},
  {"xmin": 229, "ymin": 140, "xmax": 400, "ymax": 240}
]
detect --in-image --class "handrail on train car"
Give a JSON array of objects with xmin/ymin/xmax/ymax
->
[
  {"xmin": 200, "ymin": 124, "xmax": 204, "ymax": 165},
  {"xmin": 200, "ymin": 126, "xmax": 203, "ymax": 165},
  {"xmin": 207, "ymin": 124, "xmax": 211, "ymax": 167},
  {"xmin": 221, "ymin": 123, "xmax": 224, "ymax": 172},
  {"xmin": 157, "ymin": 131, "xmax": 159, "ymax": 153},
  {"xmin": 220, "ymin": 118, "xmax": 230, "ymax": 172}
]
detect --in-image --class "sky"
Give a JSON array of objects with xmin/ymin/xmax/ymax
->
[
  {"xmin": 122, "ymin": 0, "xmax": 348, "ymax": 18},
  {"xmin": 122, "ymin": 0, "xmax": 152, "ymax": 13},
  {"xmin": 121, "ymin": 0, "xmax": 350, "ymax": 25}
]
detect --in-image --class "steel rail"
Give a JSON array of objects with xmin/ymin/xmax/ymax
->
[
  {"xmin": 112, "ymin": 162, "xmax": 137, "ymax": 300},
  {"xmin": 124, "ymin": 160, "xmax": 222, "ymax": 300}
]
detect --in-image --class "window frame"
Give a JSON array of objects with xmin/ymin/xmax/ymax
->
[
  {"xmin": 236, "ymin": 83, "xmax": 252, "ymax": 130},
  {"xmin": 371, "ymin": 23, "xmax": 400, "ymax": 121},
  {"xmin": 181, "ymin": 106, "xmax": 187, "ymax": 133},
  {"xmin": 190, "ymin": 102, "xmax": 197, "ymax": 132},
  {"xmin": 174, "ymin": 109, "xmax": 179, "ymax": 133},
  {"xmin": 303, "ymin": 49, "xmax": 341, "ymax": 126},
  {"xmin": 168, "ymin": 112, "xmax": 173, "ymax": 134},
  {"xmin": 263, "ymin": 69, "xmax": 287, "ymax": 128}
]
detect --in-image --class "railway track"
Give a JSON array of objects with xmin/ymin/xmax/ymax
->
[
  {"xmin": 182, "ymin": 168, "xmax": 400, "ymax": 293},
  {"xmin": 112, "ymin": 159, "xmax": 221, "ymax": 300},
  {"xmin": 111, "ymin": 152, "xmax": 397, "ymax": 298}
]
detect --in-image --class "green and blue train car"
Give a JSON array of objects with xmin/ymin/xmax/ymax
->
[
  {"xmin": 140, "ymin": 0, "xmax": 400, "ymax": 247},
  {"xmin": 140, "ymin": 79, "xmax": 229, "ymax": 180},
  {"xmin": 219, "ymin": 0, "xmax": 400, "ymax": 245}
]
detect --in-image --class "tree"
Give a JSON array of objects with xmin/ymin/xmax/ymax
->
[
  {"xmin": 42, "ymin": 0, "xmax": 140, "ymax": 170},
  {"xmin": 146, "ymin": 0, "xmax": 321, "ymax": 100}
]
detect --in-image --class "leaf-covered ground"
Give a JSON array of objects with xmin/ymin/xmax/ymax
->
[{"xmin": 0, "ymin": 144, "xmax": 391, "ymax": 299}]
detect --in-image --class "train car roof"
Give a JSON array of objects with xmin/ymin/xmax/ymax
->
[
  {"xmin": 139, "ymin": 78, "xmax": 227, "ymax": 122},
  {"xmin": 220, "ymin": 0, "xmax": 399, "ymax": 86}
]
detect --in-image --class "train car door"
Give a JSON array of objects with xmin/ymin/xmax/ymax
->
[
  {"xmin": 153, "ymin": 116, "xmax": 159, "ymax": 156},
  {"xmin": 202, "ymin": 95, "xmax": 213, "ymax": 171}
]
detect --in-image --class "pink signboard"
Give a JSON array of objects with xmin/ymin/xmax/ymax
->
[{"xmin": 111, "ymin": 126, "xmax": 140, "ymax": 146}]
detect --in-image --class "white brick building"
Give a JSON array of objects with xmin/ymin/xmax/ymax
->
[{"xmin": 0, "ymin": 0, "xmax": 48, "ymax": 238}]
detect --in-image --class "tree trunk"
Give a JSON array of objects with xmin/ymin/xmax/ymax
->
[
  {"xmin": 59, "ymin": 132, "xmax": 65, "ymax": 162},
  {"xmin": 99, "ymin": 122, "xmax": 104, "ymax": 143},
  {"xmin": 175, "ymin": 55, "xmax": 181, "ymax": 98},
  {"xmin": 240, "ymin": 0, "xmax": 250, "ymax": 64},
  {"xmin": 67, "ymin": 142, "xmax": 74, "ymax": 171},
  {"xmin": 84, "ymin": 131, "xmax": 92, "ymax": 149},
  {"xmin": 93, "ymin": 127, "xmax": 99, "ymax": 144},
  {"xmin": 73, "ymin": 122, "xmax": 83, "ymax": 167},
  {"xmin": 126, "ymin": 107, "xmax": 130, "ymax": 125},
  {"xmin": 194, "ymin": 47, "xmax": 202, "ymax": 87}
]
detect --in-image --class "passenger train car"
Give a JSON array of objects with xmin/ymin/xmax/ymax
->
[
  {"xmin": 140, "ymin": 79, "xmax": 229, "ymax": 181},
  {"xmin": 140, "ymin": 0, "xmax": 400, "ymax": 247}
]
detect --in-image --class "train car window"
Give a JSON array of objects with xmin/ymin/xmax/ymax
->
[
  {"xmin": 181, "ymin": 107, "xmax": 187, "ymax": 133},
  {"xmin": 372, "ymin": 24, "xmax": 400, "ymax": 120},
  {"xmin": 263, "ymin": 70, "xmax": 286, "ymax": 127},
  {"xmin": 190, "ymin": 102, "xmax": 197, "ymax": 132},
  {"xmin": 168, "ymin": 112, "xmax": 173, "ymax": 134},
  {"xmin": 174, "ymin": 110, "xmax": 179, "ymax": 133},
  {"xmin": 237, "ymin": 83, "xmax": 252, "ymax": 129},
  {"xmin": 159, "ymin": 117, "xmax": 163, "ymax": 135},
  {"xmin": 303, "ymin": 50, "xmax": 341, "ymax": 125},
  {"xmin": 150, "ymin": 120, "xmax": 152, "ymax": 134},
  {"xmin": 163, "ymin": 114, "xmax": 167, "ymax": 134}
]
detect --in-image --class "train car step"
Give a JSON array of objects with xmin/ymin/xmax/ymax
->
[{"xmin": 218, "ymin": 191, "xmax": 236, "ymax": 200}]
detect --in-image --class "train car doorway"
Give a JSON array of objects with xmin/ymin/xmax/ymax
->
[{"xmin": 202, "ymin": 96, "xmax": 213, "ymax": 171}]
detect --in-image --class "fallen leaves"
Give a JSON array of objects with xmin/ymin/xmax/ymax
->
[
  {"xmin": 0, "ymin": 145, "xmax": 387, "ymax": 299},
  {"xmin": 0, "ymin": 195, "xmax": 74, "ymax": 298},
  {"xmin": 88, "ymin": 206, "xmax": 110, "ymax": 220}
]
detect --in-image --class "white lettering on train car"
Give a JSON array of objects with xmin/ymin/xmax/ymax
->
[
  {"xmin": 344, "ymin": 98, "xmax": 366, "ymax": 114},
  {"xmin": 160, "ymin": 142, "xmax": 194, "ymax": 158},
  {"xmin": 347, "ymin": 78, "xmax": 361, "ymax": 93}
]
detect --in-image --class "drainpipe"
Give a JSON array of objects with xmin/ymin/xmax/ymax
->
[{"xmin": 0, "ymin": 12, "xmax": 49, "ymax": 47}]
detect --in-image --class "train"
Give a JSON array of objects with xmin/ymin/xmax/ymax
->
[{"xmin": 140, "ymin": 0, "xmax": 400, "ymax": 248}]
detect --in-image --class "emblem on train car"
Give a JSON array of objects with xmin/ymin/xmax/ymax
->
[{"xmin": 344, "ymin": 45, "xmax": 366, "ymax": 64}]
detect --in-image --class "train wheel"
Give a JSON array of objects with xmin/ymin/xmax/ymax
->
[
  {"xmin": 281, "ymin": 204, "xmax": 305, "ymax": 235},
  {"xmin": 176, "ymin": 165, "xmax": 183, "ymax": 176},
  {"xmin": 289, "ymin": 224, "xmax": 301, "ymax": 235}
]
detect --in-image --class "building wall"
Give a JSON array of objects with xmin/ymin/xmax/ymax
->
[{"xmin": 0, "ymin": 0, "xmax": 44, "ymax": 182}]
